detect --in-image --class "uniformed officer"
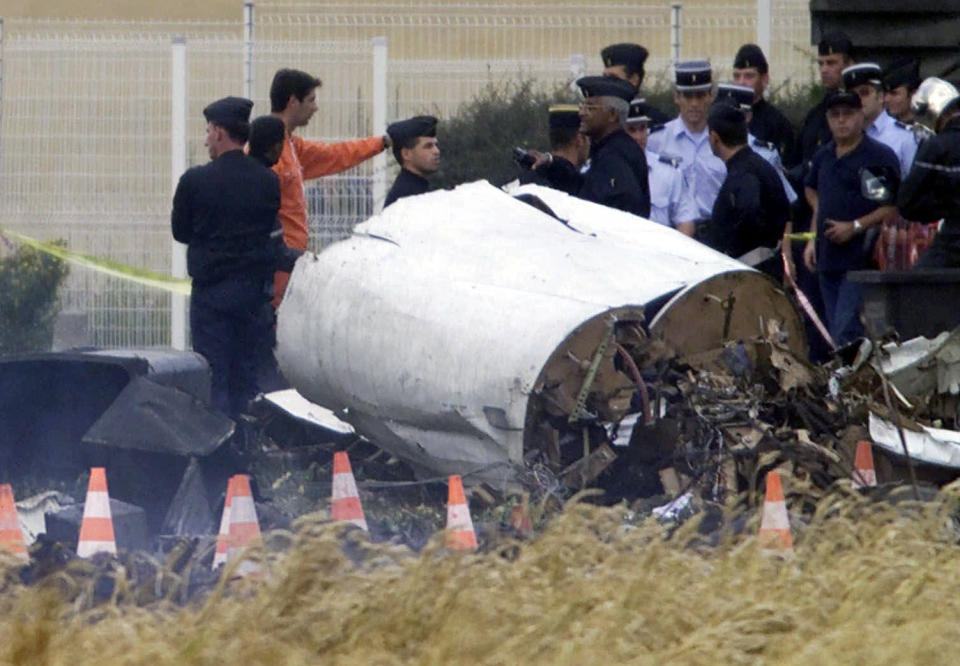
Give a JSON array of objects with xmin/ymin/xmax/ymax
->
[
  {"xmin": 540, "ymin": 76, "xmax": 650, "ymax": 216},
  {"xmin": 843, "ymin": 63, "xmax": 917, "ymax": 178},
  {"xmin": 882, "ymin": 58, "xmax": 932, "ymax": 144},
  {"xmin": 171, "ymin": 96, "xmax": 280, "ymax": 417},
  {"xmin": 707, "ymin": 104, "xmax": 790, "ymax": 275},
  {"xmin": 384, "ymin": 115, "xmax": 440, "ymax": 208},
  {"xmin": 624, "ymin": 98, "xmax": 694, "ymax": 231},
  {"xmin": 793, "ymin": 31, "xmax": 854, "ymax": 171},
  {"xmin": 898, "ymin": 80, "xmax": 960, "ymax": 268},
  {"xmin": 732, "ymin": 43, "xmax": 796, "ymax": 166},
  {"xmin": 520, "ymin": 104, "xmax": 589, "ymax": 193},
  {"xmin": 600, "ymin": 43, "xmax": 669, "ymax": 125}
]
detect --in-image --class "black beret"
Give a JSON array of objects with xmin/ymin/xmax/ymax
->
[
  {"xmin": 203, "ymin": 96, "xmax": 253, "ymax": 128},
  {"xmin": 842, "ymin": 63, "xmax": 882, "ymax": 90},
  {"xmin": 675, "ymin": 60, "xmax": 712, "ymax": 92},
  {"xmin": 548, "ymin": 104, "xmax": 580, "ymax": 130},
  {"xmin": 733, "ymin": 43, "xmax": 768, "ymax": 74},
  {"xmin": 626, "ymin": 97, "xmax": 654, "ymax": 125},
  {"xmin": 818, "ymin": 31, "xmax": 853, "ymax": 57},
  {"xmin": 825, "ymin": 90, "xmax": 862, "ymax": 111},
  {"xmin": 707, "ymin": 104, "xmax": 746, "ymax": 133},
  {"xmin": 576, "ymin": 76, "xmax": 635, "ymax": 102},
  {"xmin": 714, "ymin": 83, "xmax": 755, "ymax": 112},
  {"xmin": 882, "ymin": 58, "xmax": 921, "ymax": 92},
  {"xmin": 601, "ymin": 43, "xmax": 649, "ymax": 72},
  {"xmin": 387, "ymin": 115, "xmax": 438, "ymax": 144}
]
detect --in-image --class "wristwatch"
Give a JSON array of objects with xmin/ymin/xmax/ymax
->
[{"xmin": 853, "ymin": 219, "xmax": 863, "ymax": 234}]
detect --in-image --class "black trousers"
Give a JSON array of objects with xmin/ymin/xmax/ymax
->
[{"xmin": 190, "ymin": 274, "xmax": 273, "ymax": 417}]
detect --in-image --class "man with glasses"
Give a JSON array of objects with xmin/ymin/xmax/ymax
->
[{"xmin": 538, "ymin": 76, "xmax": 650, "ymax": 216}]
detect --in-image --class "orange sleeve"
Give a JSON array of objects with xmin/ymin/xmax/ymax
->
[{"xmin": 293, "ymin": 135, "xmax": 385, "ymax": 180}]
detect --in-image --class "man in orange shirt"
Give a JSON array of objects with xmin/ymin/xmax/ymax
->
[{"xmin": 269, "ymin": 68, "xmax": 392, "ymax": 304}]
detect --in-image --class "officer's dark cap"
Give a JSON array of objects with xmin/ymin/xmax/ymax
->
[
  {"xmin": 842, "ymin": 63, "xmax": 882, "ymax": 90},
  {"xmin": 714, "ymin": 83, "xmax": 755, "ymax": 112},
  {"xmin": 203, "ymin": 96, "xmax": 254, "ymax": 130},
  {"xmin": 626, "ymin": 98, "xmax": 653, "ymax": 125},
  {"xmin": 882, "ymin": 58, "xmax": 921, "ymax": 92},
  {"xmin": 387, "ymin": 115, "xmax": 438, "ymax": 145},
  {"xmin": 818, "ymin": 31, "xmax": 853, "ymax": 57},
  {"xmin": 576, "ymin": 76, "xmax": 635, "ymax": 102},
  {"xmin": 675, "ymin": 60, "xmax": 713, "ymax": 92},
  {"xmin": 548, "ymin": 104, "xmax": 580, "ymax": 130},
  {"xmin": 601, "ymin": 43, "xmax": 649, "ymax": 73},
  {"xmin": 825, "ymin": 90, "xmax": 862, "ymax": 111},
  {"xmin": 733, "ymin": 43, "xmax": 768, "ymax": 74}
]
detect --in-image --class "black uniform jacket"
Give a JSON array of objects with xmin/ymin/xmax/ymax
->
[
  {"xmin": 898, "ymin": 116, "xmax": 960, "ymax": 230},
  {"xmin": 750, "ymin": 98, "xmax": 796, "ymax": 167},
  {"xmin": 708, "ymin": 146, "xmax": 790, "ymax": 257},
  {"xmin": 384, "ymin": 168, "xmax": 430, "ymax": 208},
  {"xmin": 544, "ymin": 129, "xmax": 650, "ymax": 217},
  {"xmin": 793, "ymin": 93, "xmax": 833, "ymax": 176},
  {"xmin": 523, "ymin": 155, "xmax": 581, "ymax": 194},
  {"xmin": 171, "ymin": 149, "xmax": 281, "ymax": 287}
]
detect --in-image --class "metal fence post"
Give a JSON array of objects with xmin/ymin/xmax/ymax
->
[
  {"xmin": 243, "ymin": 1, "xmax": 254, "ymax": 100},
  {"xmin": 171, "ymin": 36, "xmax": 188, "ymax": 350},
  {"xmin": 372, "ymin": 36, "xmax": 387, "ymax": 213},
  {"xmin": 671, "ymin": 3, "xmax": 682, "ymax": 63},
  {"xmin": 757, "ymin": 0, "xmax": 771, "ymax": 61}
]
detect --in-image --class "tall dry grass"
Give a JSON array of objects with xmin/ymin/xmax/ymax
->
[{"xmin": 3, "ymin": 484, "xmax": 960, "ymax": 665}]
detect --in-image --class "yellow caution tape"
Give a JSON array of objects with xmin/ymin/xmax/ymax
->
[
  {"xmin": 0, "ymin": 228, "xmax": 192, "ymax": 296},
  {"xmin": 784, "ymin": 232, "xmax": 816, "ymax": 242}
]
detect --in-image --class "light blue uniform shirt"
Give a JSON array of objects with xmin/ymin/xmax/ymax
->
[
  {"xmin": 645, "ymin": 149, "xmax": 696, "ymax": 227},
  {"xmin": 749, "ymin": 135, "xmax": 798, "ymax": 204},
  {"xmin": 867, "ymin": 110, "xmax": 917, "ymax": 178},
  {"xmin": 647, "ymin": 116, "xmax": 725, "ymax": 221}
]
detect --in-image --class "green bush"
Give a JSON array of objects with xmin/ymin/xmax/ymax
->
[
  {"xmin": 0, "ymin": 240, "xmax": 69, "ymax": 355},
  {"xmin": 433, "ymin": 77, "xmax": 825, "ymax": 188}
]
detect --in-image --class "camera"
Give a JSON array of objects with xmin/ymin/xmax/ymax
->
[{"xmin": 512, "ymin": 147, "xmax": 536, "ymax": 170}]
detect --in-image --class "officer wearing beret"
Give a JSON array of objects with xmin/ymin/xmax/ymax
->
[
  {"xmin": 898, "ymin": 87, "xmax": 960, "ymax": 268},
  {"xmin": 794, "ymin": 31, "xmax": 854, "ymax": 171},
  {"xmin": 171, "ymin": 96, "xmax": 281, "ymax": 416},
  {"xmin": 624, "ymin": 98, "xmax": 694, "ymax": 229},
  {"xmin": 384, "ymin": 115, "xmax": 440, "ymax": 208},
  {"xmin": 601, "ymin": 43, "xmax": 669, "ymax": 125},
  {"xmin": 707, "ymin": 104, "xmax": 790, "ymax": 275},
  {"xmin": 540, "ymin": 76, "xmax": 650, "ymax": 216},
  {"xmin": 843, "ymin": 63, "xmax": 917, "ymax": 178},
  {"xmin": 519, "ymin": 104, "xmax": 589, "ymax": 192},
  {"xmin": 882, "ymin": 58, "xmax": 922, "ymax": 125},
  {"xmin": 647, "ymin": 60, "xmax": 725, "ymax": 236},
  {"xmin": 732, "ymin": 43, "xmax": 796, "ymax": 166}
]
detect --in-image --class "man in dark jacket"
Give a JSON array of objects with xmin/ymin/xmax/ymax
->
[
  {"xmin": 384, "ymin": 115, "xmax": 440, "ymax": 208},
  {"xmin": 707, "ymin": 104, "xmax": 791, "ymax": 277},
  {"xmin": 898, "ymin": 94, "xmax": 960, "ymax": 267},
  {"xmin": 539, "ymin": 76, "xmax": 650, "ymax": 217},
  {"xmin": 732, "ymin": 43, "xmax": 795, "ymax": 166},
  {"xmin": 518, "ymin": 104, "xmax": 589, "ymax": 192},
  {"xmin": 171, "ymin": 96, "xmax": 280, "ymax": 416}
]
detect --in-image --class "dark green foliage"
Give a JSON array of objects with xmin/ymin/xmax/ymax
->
[
  {"xmin": 0, "ymin": 241, "xmax": 69, "ymax": 355},
  {"xmin": 433, "ymin": 80, "xmax": 578, "ymax": 189}
]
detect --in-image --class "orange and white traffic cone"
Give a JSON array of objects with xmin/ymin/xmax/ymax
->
[
  {"xmin": 0, "ymin": 484, "xmax": 28, "ymax": 560},
  {"xmin": 758, "ymin": 471, "xmax": 793, "ymax": 555},
  {"xmin": 508, "ymin": 498, "xmax": 533, "ymax": 537},
  {"xmin": 77, "ymin": 467, "xmax": 117, "ymax": 558},
  {"xmin": 852, "ymin": 440, "xmax": 877, "ymax": 489},
  {"xmin": 212, "ymin": 475, "xmax": 238, "ymax": 569},
  {"xmin": 330, "ymin": 451, "xmax": 368, "ymax": 531},
  {"xmin": 445, "ymin": 475, "xmax": 478, "ymax": 551},
  {"xmin": 226, "ymin": 474, "xmax": 261, "ymax": 576}
]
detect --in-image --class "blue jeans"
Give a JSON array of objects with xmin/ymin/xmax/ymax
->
[{"xmin": 818, "ymin": 271, "xmax": 863, "ymax": 347}]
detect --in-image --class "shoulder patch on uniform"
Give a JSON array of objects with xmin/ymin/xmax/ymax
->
[
  {"xmin": 658, "ymin": 154, "xmax": 681, "ymax": 168},
  {"xmin": 648, "ymin": 124, "xmax": 666, "ymax": 135}
]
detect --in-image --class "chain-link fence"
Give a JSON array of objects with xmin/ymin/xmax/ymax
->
[{"xmin": 0, "ymin": 1, "xmax": 814, "ymax": 348}]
